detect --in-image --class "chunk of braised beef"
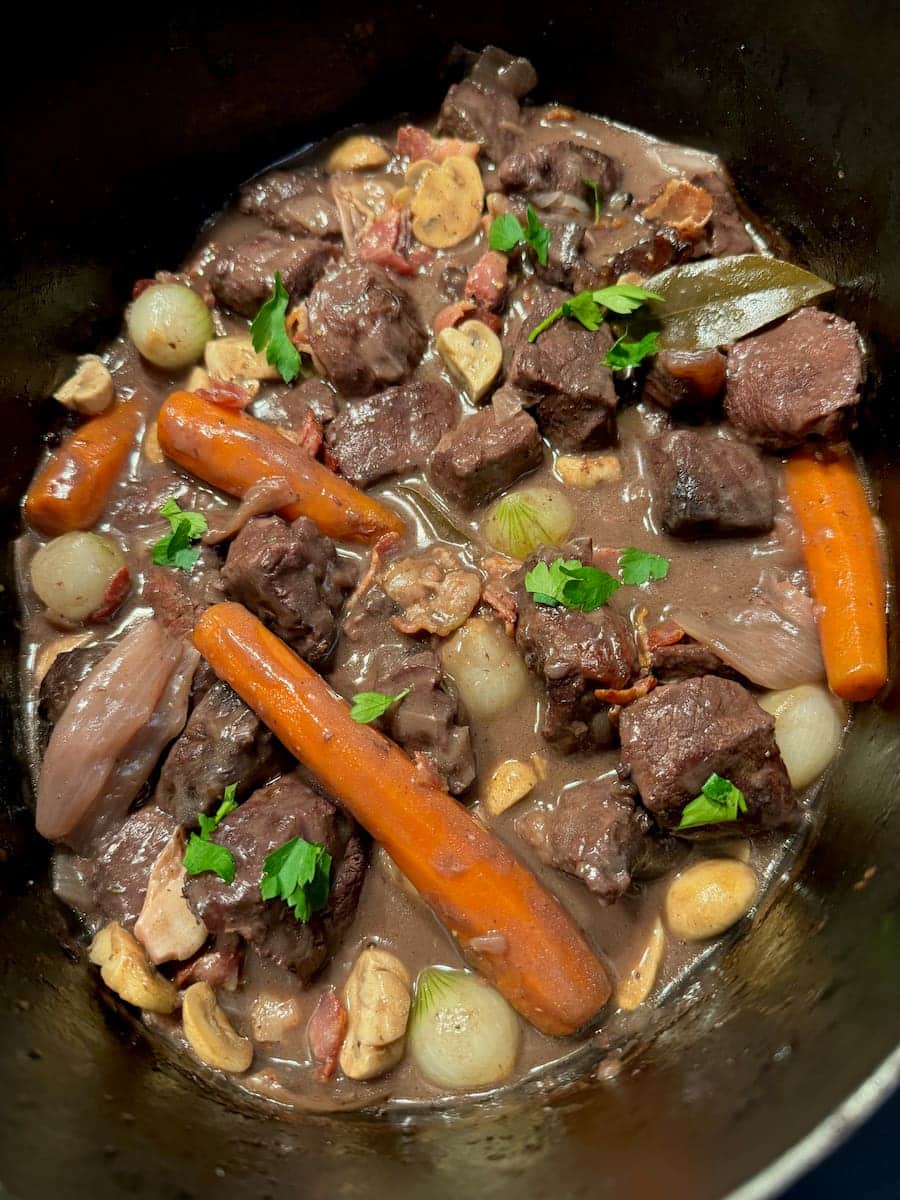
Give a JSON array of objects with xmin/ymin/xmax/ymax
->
[
  {"xmin": 373, "ymin": 649, "xmax": 475, "ymax": 796},
  {"xmin": 515, "ymin": 547, "xmax": 638, "ymax": 753},
  {"xmin": 499, "ymin": 140, "xmax": 619, "ymax": 199},
  {"xmin": 427, "ymin": 404, "xmax": 543, "ymax": 510},
  {"xmin": 618, "ymin": 675, "xmax": 797, "ymax": 830},
  {"xmin": 255, "ymin": 378, "xmax": 338, "ymax": 431},
  {"xmin": 326, "ymin": 381, "xmax": 459, "ymax": 488},
  {"xmin": 647, "ymin": 428, "xmax": 776, "ymax": 536},
  {"xmin": 508, "ymin": 286, "xmax": 618, "ymax": 451},
  {"xmin": 156, "ymin": 679, "xmax": 286, "ymax": 826},
  {"xmin": 643, "ymin": 349, "xmax": 726, "ymax": 413},
  {"xmin": 210, "ymin": 234, "xmax": 338, "ymax": 317},
  {"xmin": 87, "ymin": 805, "xmax": 178, "ymax": 930},
  {"xmin": 238, "ymin": 169, "xmax": 341, "ymax": 239},
  {"xmin": 516, "ymin": 775, "xmax": 650, "ymax": 903},
  {"xmin": 185, "ymin": 772, "xmax": 367, "ymax": 981},
  {"xmin": 650, "ymin": 640, "xmax": 735, "ymax": 683},
  {"xmin": 307, "ymin": 262, "xmax": 427, "ymax": 396},
  {"xmin": 39, "ymin": 643, "xmax": 110, "ymax": 726},
  {"xmin": 689, "ymin": 170, "xmax": 755, "ymax": 256},
  {"xmin": 612, "ymin": 225, "xmax": 692, "ymax": 278},
  {"xmin": 222, "ymin": 515, "xmax": 356, "ymax": 663},
  {"xmin": 535, "ymin": 215, "xmax": 590, "ymax": 290},
  {"xmin": 724, "ymin": 307, "xmax": 863, "ymax": 449},
  {"xmin": 437, "ymin": 80, "xmax": 522, "ymax": 163},
  {"xmin": 143, "ymin": 554, "xmax": 225, "ymax": 639}
]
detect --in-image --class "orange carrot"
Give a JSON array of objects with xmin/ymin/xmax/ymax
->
[
  {"xmin": 785, "ymin": 447, "xmax": 887, "ymax": 702},
  {"xmin": 24, "ymin": 401, "xmax": 140, "ymax": 535},
  {"xmin": 194, "ymin": 602, "xmax": 611, "ymax": 1036},
  {"xmin": 157, "ymin": 390, "xmax": 404, "ymax": 544}
]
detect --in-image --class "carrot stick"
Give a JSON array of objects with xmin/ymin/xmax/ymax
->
[
  {"xmin": 157, "ymin": 391, "xmax": 404, "ymax": 544},
  {"xmin": 194, "ymin": 602, "xmax": 611, "ymax": 1036},
  {"xmin": 24, "ymin": 401, "xmax": 140, "ymax": 535},
  {"xmin": 785, "ymin": 447, "xmax": 887, "ymax": 702}
]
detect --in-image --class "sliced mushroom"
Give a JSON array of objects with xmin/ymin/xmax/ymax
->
[
  {"xmin": 436, "ymin": 319, "xmax": 502, "ymax": 403},
  {"xmin": 88, "ymin": 922, "xmax": 178, "ymax": 1014},
  {"xmin": 204, "ymin": 336, "xmax": 280, "ymax": 388},
  {"xmin": 555, "ymin": 453, "xmax": 622, "ymax": 488},
  {"xmin": 339, "ymin": 947, "xmax": 411, "ymax": 1081},
  {"xmin": 182, "ymin": 981, "xmax": 254, "ymax": 1073},
  {"xmin": 186, "ymin": 365, "xmax": 211, "ymax": 391},
  {"xmin": 410, "ymin": 156, "xmax": 485, "ymax": 249},
  {"xmin": 617, "ymin": 918, "xmax": 666, "ymax": 1010},
  {"xmin": 485, "ymin": 759, "xmax": 538, "ymax": 816},
  {"xmin": 54, "ymin": 355, "xmax": 115, "ymax": 416},
  {"xmin": 142, "ymin": 420, "xmax": 164, "ymax": 464},
  {"xmin": 665, "ymin": 859, "xmax": 758, "ymax": 941},
  {"xmin": 134, "ymin": 830, "xmax": 208, "ymax": 965},
  {"xmin": 327, "ymin": 135, "xmax": 391, "ymax": 173}
]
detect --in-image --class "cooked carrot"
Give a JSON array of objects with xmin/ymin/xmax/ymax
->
[
  {"xmin": 24, "ymin": 401, "xmax": 140, "ymax": 535},
  {"xmin": 785, "ymin": 447, "xmax": 888, "ymax": 702},
  {"xmin": 157, "ymin": 390, "xmax": 404, "ymax": 544},
  {"xmin": 194, "ymin": 602, "xmax": 611, "ymax": 1036}
]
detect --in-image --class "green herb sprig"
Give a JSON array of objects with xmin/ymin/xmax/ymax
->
[
  {"xmin": 524, "ymin": 558, "xmax": 621, "ymax": 612},
  {"xmin": 489, "ymin": 205, "xmax": 551, "ymax": 267},
  {"xmin": 677, "ymin": 773, "xmax": 748, "ymax": 830},
  {"xmin": 251, "ymin": 271, "xmax": 303, "ymax": 383},
  {"xmin": 349, "ymin": 689, "xmax": 411, "ymax": 724},
  {"xmin": 182, "ymin": 785, "xmax": 239, "ymax": 883},
  {"xmin": 259, "ymin": 837, "xmax": 332, "ymax": 923},
  {"xmin": 151, "ymin": 497, "xmax": 208, "ymax": 571},
  {"xmin": 528, "ymin": 284, "xmax": 664, "ymax": 343}
]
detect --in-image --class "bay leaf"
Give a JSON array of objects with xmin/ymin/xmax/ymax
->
[
  {"xmin": 395, "ymin": 483, "xmax": 471, "ymax": 545},
  {"xmin": 645, "ymin": 254, "xmax": 834, "ymax": 350}
]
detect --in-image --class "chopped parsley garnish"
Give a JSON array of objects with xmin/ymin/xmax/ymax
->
[
  {"xmin": 528, "ymin": 284, "xmax": 664, "ymax": 343},
  {"xmin": 251, "ymin": 271, "xmax": 302, "ymax": 383},
  {"xmin": 677, "ymin": 773, "xmax": 748, "ymax": 830},
  {"xmin": 488, "ymin": 204, "xmax": 551, "ymax": 266},
  {"xmin": 259, "ymin": 837, "xmax": 332, "ymax": 923},
  {"xmin": 524, "ymin": 558, "xmax": 621, "ymax": 612},
  {"xmin": 604, "ymin": 331, "xmax": 660, "ymax": 370},
  {"xmin": 618, "ymin": 546, "xmax": 671, "ymax": 586},
  {"xmin": 182, "ymin": 785, "xmax": 238, "ymax": 884},
  {"xmin": 349, "ymin": 688, "xmax": 411, "ymax": 724},
  {"xmin": 151, "ymin": 497, "xmax": 208, "ymax": 571},
  {"xmin": 582, "ymin": 177, "xmax": 603, "ymax": 223}
]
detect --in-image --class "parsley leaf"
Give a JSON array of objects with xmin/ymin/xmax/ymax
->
[
  {"xmin": 528, "ymin": 284, "xmax": 664, "ymax": 343},
  {"xmin": 582, "ymin": 177, "xmax": 602, "ymax": 223},
  {"xmin": 524, "ymin": 558, "xmax": 621, "ymax": 612},
  {"xmin": 259, "ymin": 837, "xmax": 332, "ymax": 923},
  {"xmin": 349, "ymin": 688, "xmax": 411, "ymax": 724},
  {"xmin": 677, "ymin": 773, "xmax": 748, "ymax": 830},
  {"xmin": 618, "ymin": 546, "xmax": 671, "ymax": 586},
  {"xmin": 488, "ymin": 205, "xmax": 551, "ymax": 266},
  {"xmin": 250, "ymin": 271, "xmax": 301, "ymax": 384},
  {"xmin": 604, "ymin": 331, "xmax": 660, "ymax": 370},
  {"xmin": 182, "ymin": 784, "xmax": 238, "ymax": 884},
  {"xmin": 151, "ymin": 498, "xmax": 208, "ymax": 572}
]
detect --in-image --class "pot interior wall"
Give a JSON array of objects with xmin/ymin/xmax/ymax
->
[{"xmin": 1, "ymin": 4, "xmax": 899, "ymax": 1198}]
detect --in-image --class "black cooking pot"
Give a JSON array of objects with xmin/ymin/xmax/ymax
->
[{"xmin": 1, "ymin": 3, "xmax": 898, "ymax": 1196}]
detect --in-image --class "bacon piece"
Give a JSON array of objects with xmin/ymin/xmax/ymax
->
[
  {"xmin": 396, "ymin": 125, "xmax": 480, "ymax": 163},
  {"xmin": 594, "ymin": 676, "xmax": 658, "ymax": 706},
  {"xmin": 196, "ymin": 380, "xmax": 254, "ymax": 410},
  {"xmin": 647, "ymin": 619, "xmax": 685, "ymax": 651},
  {"xmin": 482, "ymin": 580, "xmax": 518, "ymax": 637},
  {"xmin": 432, "ymin": 299, "xmax": 501, "ymax": 336},
  {"xmin": 343, "ymin": 530, "xmax": 403, "ymax": 639},
  {"xmin": 464, "ymin": 250, "xmax": 509, "ymax": 311},
  {"xmin": 641, "ymin": 179, "xmax": 713, "ymax": 242},
  {"xmin": 174, "ymin": 935, "xmax": 244, "ymax": 992},
  {"xmin": 358, "ymin": 210, "xmax": 416, "ymax": 276},
  {"xmin": 307, "ymin": 986, "xmax": 347, "ymax": 1082},
  {"xmin": 88, "ymin": 565, "xmax": 131, "ymax": 623}
]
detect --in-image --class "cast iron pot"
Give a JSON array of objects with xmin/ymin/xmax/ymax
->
[{"xmin": 1, "ymin": 3, "xmax": 898, "ymax": 1197}]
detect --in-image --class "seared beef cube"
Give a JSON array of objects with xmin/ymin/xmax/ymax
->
[
  {"xmin": 516, "ymin": 548, "xmax": 638, "ymax": 753},
  {"xmin": 437, "ymin": 80, "xmax": 522, "ymax": 162},
  {"xmin": 618, "ymin": 675, "xmax": 797, "ymax": 829},
  {"xmin": 222, "ymin": 515, "xmax": 356, "ymax": 663},
  {"xmin": 185, "ymin": 773, "xmax": 367, "ymax": 981},
  {"xmin": 308, "ymin": 263, "xmax": 426, "ymax": 396},
  {"xmin": 374, "ymin": 650, "xmax": 475, "ymax": 795},
  {"xmin": 156, "ymin": 679, "xmax": 285, "ymax": 825},
  {"xmin": 724, "ymin": 307, "xmax": 863, "ymax": 448},
  {"xmin": 612, "ymin": 226, "xmax": 692, "ymax": 278},
  {"xmin": 650, "ymin": 640, "xmax": 734, "ymax": 683},
  {"xmin": 239, "ymin": 169, "xmax": 341, "ymax": 239},
  {"xmin": 508, "ymin": 286, "xmax": 618, "ymax": 451},
  {"xmin": 647, "ymin": 428, "xmax": 776, "ymax": 536},
  {"xmin": 428, "ymin": 405, "xmax": 543, "ymax": 510},
  {"xmin": 516, "ymin": 775, "xmax": 650, "ymax": 903},
  {"xmin": 39, "ymin": 643, "xmax": 109, "ymax": 725},
  {"xmin": 143, "ymin": 553, "xmax": 225, "ymax": 639},
  {"xmin": 535, "ymin": 215, "xmax": 589, "ymax": 290},
  {"xmin": 211, "ymin": 234, "xmax": 337, "ymax": 317},
  {"xmin": 643, "ymin": 349, "xmax": 726, "ymax": 413},
  {"xmin": 326, "ymin": 381, "xmax": 459, "ymax": 487},
  {"xmin": 690, "ymin": 170, "xmax": 755, "ymax": 256},
  {"xmin": 499, "ymin": 140, "xmax": 619, "ymax": 199},
  {"xmin": 466, "ymin": 46, "xmax": 538, "ymax": 98},
  {"xmin": 87, "ymin": 805, "xmax": 177, "ymax": 929}
]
